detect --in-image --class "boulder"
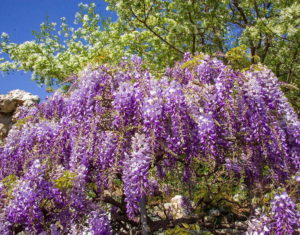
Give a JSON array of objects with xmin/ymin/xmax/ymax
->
[
  {"xmin": 151, "ymin": 195, "xmax": 193, "ymax": 220},
  {"xmin": 0, "ymin": 90, "xmax": 39, "ymax": 144},
  {"xmin": 0, "ymin": 89, "xmax": 39, "ymax": 113}
]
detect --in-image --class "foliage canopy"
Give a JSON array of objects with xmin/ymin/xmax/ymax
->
[{"xmin": 0, "ymin": 1, "xmax": 299, "ymax": 98}]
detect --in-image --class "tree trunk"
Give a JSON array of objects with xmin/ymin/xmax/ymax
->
[{"xmin": 140, "ymin": 196, "xmax": 151, "ymax": 235}]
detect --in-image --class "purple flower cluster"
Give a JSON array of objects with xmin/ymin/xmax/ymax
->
[
  {"xmin": 271, "ymin": 192, "xmax": 299, "ymax": 234},
  {"xmin": 5, "ymin": 160, "xmax": 64, "ymax": 233},
  {"xmin": 88, "ymin": 211, "xmax": 112, "ymax": 235},
  {"xmin": 0, "ymin": 55, "xmax": 299, "ymax": 233},
  {"xmin": 247, "ymin": 192, "xmax": 300, "ymax": 234}
]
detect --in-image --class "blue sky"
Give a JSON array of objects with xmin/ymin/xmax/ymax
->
[{"xmin": 0, "ymin": 0, "xmax": 116, "ymax": 101}]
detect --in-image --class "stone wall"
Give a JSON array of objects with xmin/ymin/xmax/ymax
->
[{"xmin": 0, "ymin": 89, "xmax": 39, "ymax": 144}]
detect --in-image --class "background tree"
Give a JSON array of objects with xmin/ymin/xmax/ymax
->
[
  {"xmin": 106, "ymin": 0, "xmax": 300, "ymax": 109},
  {"xmin": 0, "ymin": 1, "xmax": 299, "ymax": 108}
]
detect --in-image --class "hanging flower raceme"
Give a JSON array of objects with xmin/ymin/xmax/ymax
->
[{"xmin": 122, "ymin": 133, "xmax": 151, "ymax": 219}]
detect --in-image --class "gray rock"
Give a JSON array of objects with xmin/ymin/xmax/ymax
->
[
  {"xmin": 0, "ymin": 89, "xmax": 39, "ymax": 144},
  {"xmin": 0, "ymin": 89, "xmax": 39, "ymax": 113},
  {"xmin": 150, "ymin": 195, "xmax": 193, "ymax": 220},
  {"xmin": 0, "ymin": 113, "xmax": 12, "ymax": 125},
  {"xmin": 209, "ymin": 208, "xmax": 221, "ymax": 217}
]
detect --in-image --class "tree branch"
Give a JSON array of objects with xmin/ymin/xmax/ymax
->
[
  {"xmin": 128, "ymin": 5, "xmax": 184, "ymax": 55},
  {"xmin": 103, "ymin": 195, "xmax": 126, "ymax": 211},
  {"xmin": 233, "ymin": 0, "xmax": 249, "ymax": 25}
]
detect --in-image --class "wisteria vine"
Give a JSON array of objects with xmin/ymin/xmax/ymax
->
[{"xmin": 0, "ymin": 54, "xmax": 299, "ymax": 234}]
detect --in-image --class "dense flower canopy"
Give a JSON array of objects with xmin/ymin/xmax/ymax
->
[{"xmin": 0, "ymin": 54, "xmax": 299, "ymax": 234}]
